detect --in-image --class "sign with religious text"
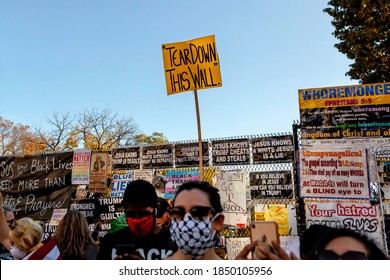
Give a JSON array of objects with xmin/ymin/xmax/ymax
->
[
  {"xmin": 251, "ymin": 135, "xmax": 294, "ymax": 163},
  {"xmin": 0, "ymin": 152, "xmax": 73, "ymax": 220},
  {"xmin": 211, "ymin": 139, "xmax": 250, "ymax": 166},
  {"xmin": 299, "ymin": 148, "xmax": 370, "ymax": 199},
  {"xmin": 250, "ymin": 171, "xmax": 293, "ymax": 199},
  {"xmin": 142, "ymin": 145, "xmax": 174, "ymax": 169},
  {"xmin": 111, "ymin": 147, "xmax": 141, "ymax": 170},
  {"xmin": 175, "ymin": 142, "xmax": 209, "ymax": 167},
  {"xmin": 298, "ymin": 82, "xmax": 390, "ymax": 139}
]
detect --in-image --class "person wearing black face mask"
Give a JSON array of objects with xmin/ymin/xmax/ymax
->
[{"xmin": 97, "ymin": 180, "xmax": 177, "ymax": 260}]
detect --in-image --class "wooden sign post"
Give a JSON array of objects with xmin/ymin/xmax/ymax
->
[{"xmin": 162, "ymin": 35, "xmax": 222, "ymax": 180}]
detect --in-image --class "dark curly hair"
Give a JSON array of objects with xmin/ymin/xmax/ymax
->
[
  {"xmin": 173, "ymin": 180, "xmax": 223, "ymax": 213},
  {"xmin": 306, "ymin": 227, "xmax": 388, "ymax": 260}
]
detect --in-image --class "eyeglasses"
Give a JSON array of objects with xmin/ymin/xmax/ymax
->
[
  {"xmin": 6, "ymin": 219, "xmax": 15, "ymax": 228},
  {"xmin": 126, "ymin": 210, "xmax": 153, "ymax": 219},
  {"xmin": 318, "ymin": 250, "xmax": 368, "ymax": 260},
  {"xmin": 169, "ymin": 206, "xmax": 215, "ymax": 221},
  {"xmin": 9, "ymin": 220, "xmax": 18, "ymax": 230}
]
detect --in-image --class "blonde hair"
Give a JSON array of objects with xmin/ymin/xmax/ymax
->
[{"xmin": 10, "ymin": 217, "xmax": 43, "ymax": 253}]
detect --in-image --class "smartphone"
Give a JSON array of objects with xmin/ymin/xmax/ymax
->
[
  {"xmin": 115, "ymin": 244, "xmax": 137, "ymax": 256},
  {"xmin": 250, "ymin": 221, "xmax": 279, "ymax": 244}
]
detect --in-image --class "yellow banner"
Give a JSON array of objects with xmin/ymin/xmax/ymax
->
[
  {"xmin": 162, "ymin": 35, "xmax": 222, "ymax": 95},
  {"xmin": 298, "ymin": 82, "xmax": 390, "ymax": 109},
  {"xmin": 255, "ymin": 204, "xmax": 290, "ymax": 236}
]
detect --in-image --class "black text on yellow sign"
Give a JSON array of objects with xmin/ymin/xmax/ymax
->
[{"xmin": 162, "ymin": 35, "xmax": 222, "ymax": 95}]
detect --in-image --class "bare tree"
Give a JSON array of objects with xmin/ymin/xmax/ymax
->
[
  {"xmin": 34, "ymin": 112, "xmax": 75, "ymax": 152},
  {"xmin": 74, "ymin": 107, "xmax": 140, "ymax": 151}
]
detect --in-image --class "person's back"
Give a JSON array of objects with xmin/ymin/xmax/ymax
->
[
  {"xmin": 97, "ymin": 179, "xmax": 177, "ymax": 260},
  {"xmin": 53, "ymin": 210, "xmax": 99, "ymax": 260}
]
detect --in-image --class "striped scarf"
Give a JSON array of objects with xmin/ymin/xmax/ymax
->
[{"xmin": 24, "ymin": 239, "xmax": 62, "ymax": 260}]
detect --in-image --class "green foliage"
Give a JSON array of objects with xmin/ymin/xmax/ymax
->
[
  {"xmin": 134, "ymin": 131, "xmax": 169, "ymax": 145},
  {"xmin": 324, "ymin": 0, "xmax": 390, "ymax": 83}
]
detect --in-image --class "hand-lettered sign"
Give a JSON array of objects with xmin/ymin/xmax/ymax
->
[
  {"xmin": 162, "ymin": 35, "xmax": 222, "ymax": 95},
  {"xmin": 0, "ymin": 152, "xmax": 73, "ymax": 220}
]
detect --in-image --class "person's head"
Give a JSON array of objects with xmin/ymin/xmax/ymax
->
[
  {"xmin": 152, "ymin": 174, "xmax": 167, "ymax": 195},
  {"xmin": 156, "ymin": 197, "xmax": 171, "ymax": 227},
  {"xmin": 122, "ymin": 179, "xmax": 158, "ymax": 237},
  {"xmin": 3, "ymin": 205, "xmax": 15, "ymax": 227},
  {"xmin": 307, "ymin": 227, "xmax": 388, "ymax": 260},
  {"xmin": 172, "ymin": 180, "xmax": 224, "ymax": 214},
  {"xmin": 169, "ymin": 180, "xmax": 224, "ymax": 259},
  {"xmin": 300, "ymin": 224, "xmax": 333, "ymax": 259},
  {"xmin": 53, "ymin": 210, "xmax": 97, "ymax": 258},
  {"xmin": 9, "ymin": 217, "xmax": 43, "ymax": 259}
]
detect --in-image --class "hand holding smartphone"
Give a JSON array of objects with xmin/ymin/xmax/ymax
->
[
  {"xmin": 114, "ymin": 244, "xmax": 143, "ymax": 260},
  {"xmin": 250, "ymin": 221, "xmax": 279, "ymax": 260},
  {"xmin": 250, "ymin": 221, "xmax": 279, "ymax": 243}
]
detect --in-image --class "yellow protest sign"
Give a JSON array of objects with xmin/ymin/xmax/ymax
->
[{"xmin": 162, "ymin": 35, "xmax": 222, "ymax": 95}]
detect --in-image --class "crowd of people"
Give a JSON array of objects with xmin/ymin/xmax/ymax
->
[{"xmin": 0, "ymin": 178, "xmax": 388, "ymax": 260}]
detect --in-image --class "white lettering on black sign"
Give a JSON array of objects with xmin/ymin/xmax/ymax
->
[
  {"xmin": 252, "ymin": 135, "xmax": 294, "ymax": 163},
  {"xmin": 250, "ymin": 171, "xmax": 293, "ymax": 199},
  {"xmin": 112, "ymin": 147, "xmax": 141, "ymax": 170},
  {"xmin": 212, "ymin": 139, "xmax": 250, "ymax": 166},
  {"xmin": 142, "ymin": 145, "xmax": 174, "ymax": 169}
]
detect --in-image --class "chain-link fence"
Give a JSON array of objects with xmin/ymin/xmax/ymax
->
[{"xmin": 293, "ymin": 120, "xmax": 390, "ymax": 256}]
